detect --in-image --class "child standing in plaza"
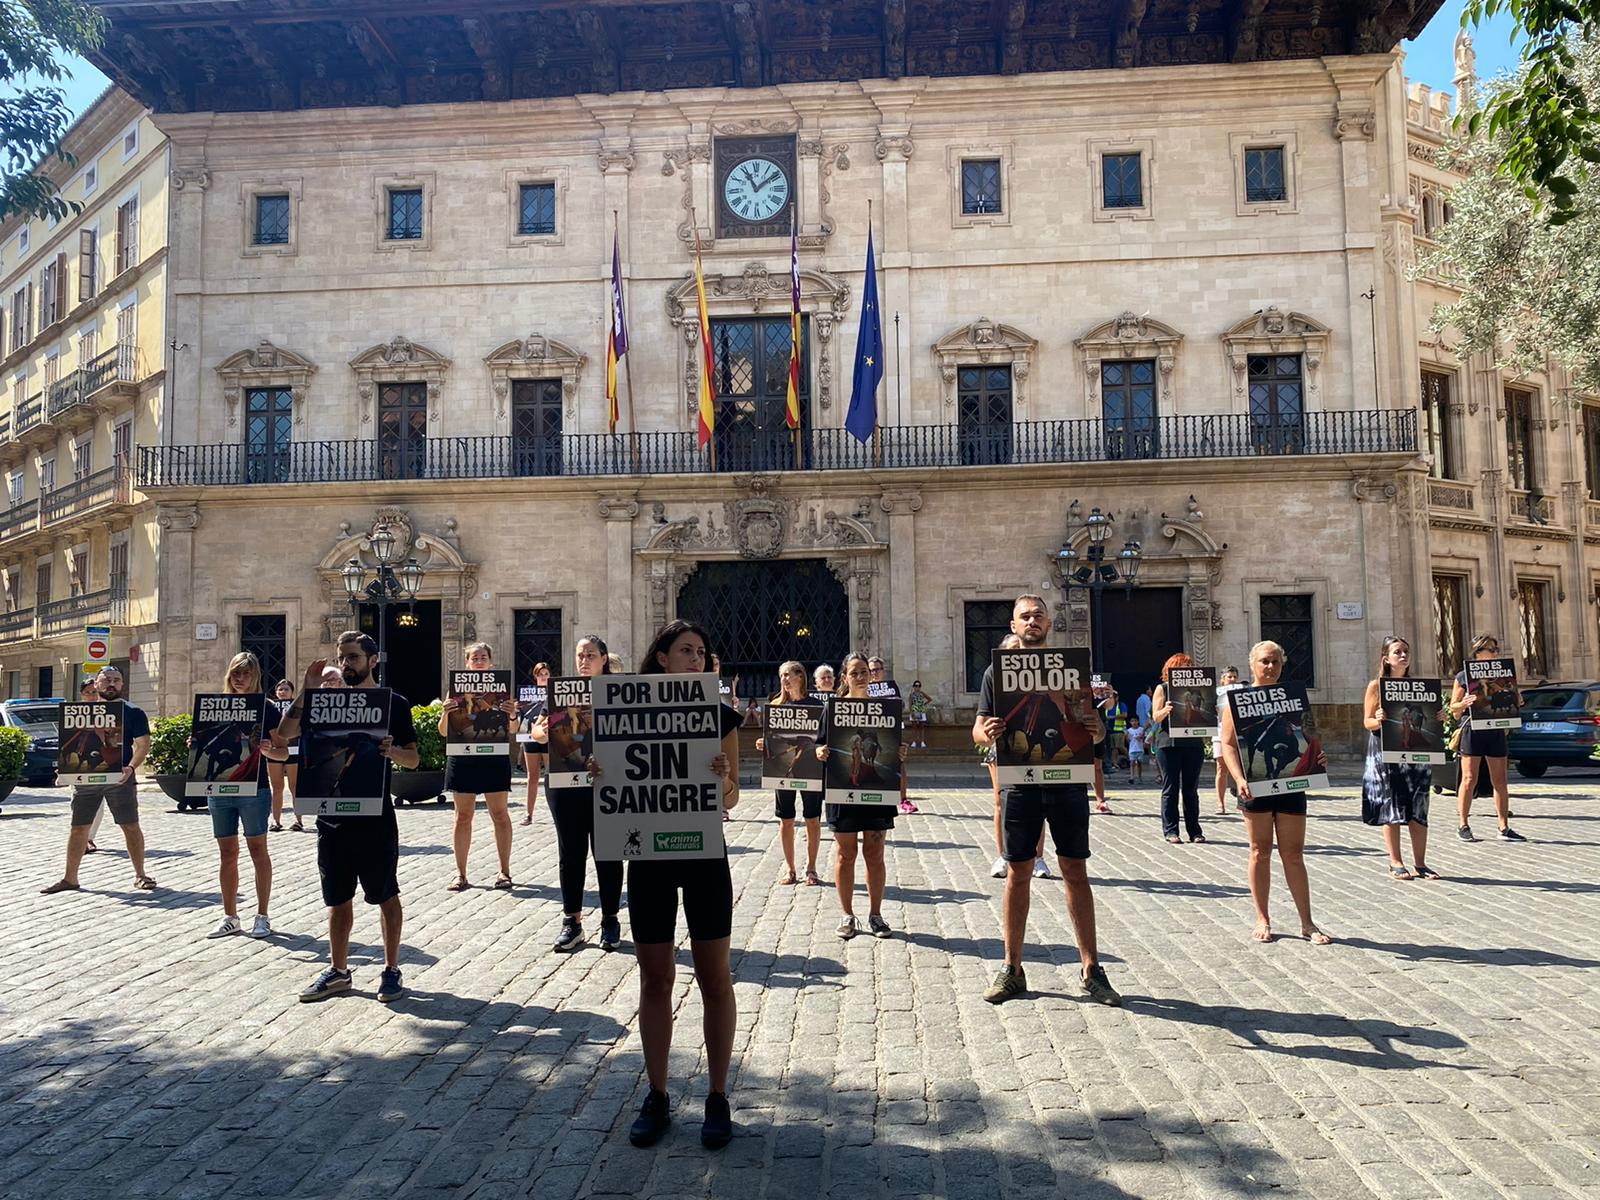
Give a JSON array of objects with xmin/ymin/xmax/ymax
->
[{"xmin": 1128, "ymin": 723, "xmax": 1147, "ymax": 783}]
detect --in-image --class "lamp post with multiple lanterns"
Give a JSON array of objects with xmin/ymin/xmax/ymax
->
[
  {"xmin": 340, "ymin": 523, "xmax": 425, "ymax": 686},
  {"xmin": 1054, "ymin": 504, "xmax": 1142, "ymax": 673}
]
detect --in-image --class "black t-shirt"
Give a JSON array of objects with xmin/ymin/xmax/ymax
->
[
  {"xmin": 977, "ymin": 665, "xmax": 1088, "ymax": 801},
  {"xmin": 316, "ymin": 690, "xmax": 417, "ymax": 827},
  {"xmin": 121, "ymin": 702, "xmax": 151, "ymax": 759}
]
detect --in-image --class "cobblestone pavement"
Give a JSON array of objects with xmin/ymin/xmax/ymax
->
[{"xmin": 2, "ymin": 768, "xmax": 1598, "ymax": 1200}]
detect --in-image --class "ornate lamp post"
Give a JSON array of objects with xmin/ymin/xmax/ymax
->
[
  {"xmin": 1055, "ymin": 504, "xmax": 1142, "ymax": 672},
  {"xmin": 340, "ymin": 522, "xmax": 424, "ymax": 685}
]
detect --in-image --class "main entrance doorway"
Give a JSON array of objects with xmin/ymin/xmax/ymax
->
[
  {"xmin": 357, "ymin": 598, "xmax": 442, "ymax": 706},
  {"xmin": 1096, "ymin": 586, "xmax": 1185, "ymax": 700},
  {"xmin": 675, "ymin": 559, "xmax": 847, "ymax": 701}
]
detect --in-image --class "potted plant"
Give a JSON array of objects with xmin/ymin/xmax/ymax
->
[
  {"xmin": 0, "ymin": 725, "xmax": 30, "ymax": 809},
  {"xmin": 146, "ymin": 714, "xmax": 199, "ymax": 809},
  {"xmin": 392, "ymin": 700, "xmax": 447, "ymax": 806}
]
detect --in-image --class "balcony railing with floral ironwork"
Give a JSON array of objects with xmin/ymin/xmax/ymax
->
[
  {"xmin": 0, "ymin": 607, "xmax": 35, "ymax": 645},
  {"xmin": 39, "ymin": 584, "xmax": 129, "ymax": 638},
  {"xmin": 81, "ymin": 341, "xmax": 139, "ymax": 397},
  {"xmin": 139, "ymin": 409, "xmax": 1418, "ymax": 488},
  {"xmin": 1427, "ymin": 479, "xmax": 1475, "ymax": 512},
  {"xmin": 0, "ymin": 410, "xmax": 10, "ymax": 444},
  {"xmin": 0, "ymin": 499, "xmax": 38, "ymax": 542},
  {"xmin": 41, "ymin": 460, "xmax": 133, "ymax": 526}
]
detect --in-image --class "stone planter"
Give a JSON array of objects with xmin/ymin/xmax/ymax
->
[{"xmin": 392, "ymin": 769, "xmax": 446, "ymax": 806}]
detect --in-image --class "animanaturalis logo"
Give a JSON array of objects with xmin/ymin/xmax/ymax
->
[{"xmin": 654, "ymin": 832, "xmax": 705, "ymax": 853}]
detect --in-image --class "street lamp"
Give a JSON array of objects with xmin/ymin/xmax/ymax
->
[
  {"xmin": 1054, "ymin": 503, "xmax": 1141, "ymax": 672},
  {"xmin": 340, "ymin": 523, "xmax": 424, "ymax": 685}
]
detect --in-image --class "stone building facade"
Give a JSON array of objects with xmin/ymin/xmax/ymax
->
[{"xmin": 0, "ymin": 90, "xmax": 167, "ymax": 701}]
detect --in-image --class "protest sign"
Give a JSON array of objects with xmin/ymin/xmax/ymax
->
[
  {"xmin": 446, "ymin": 670, "xmax": 511, "ymax": 756},
  {"xmin": 591, "ymin": 673, "xmax": 725, "ymax": 861},
  {"xmin": 1167, "ymin": 667, "xmax": 1218, "ymax": 739},
  {"xmin": 58, "ymin": 701, "xmax": 124, "ymax": 786},
  {"xmin": 515, "ymin": 685, "xmax": 547, "ymax": 743},
  {"xmin": 991, "ymin": 648, "xmax": 1097, "ymax": 785},
  {"xmin": 1380, "ymin": 678, "xmax": 1447, "ymax": 764},
  {"xmin": 824, "ymin": 697, "xmax": 904, "ymax": 804},
  {"xmin": 545, "ymin": 677, "xmax": 593, "ymax": 788},
  {"xmin": 762, "ymin": 702, "xmax": 825, "ymax": 791},
  {"xmin": 294, "ymin": 688, "xmax": 391, "ymax": 817},
  {"xmin": 1227, "ymin": 684, "xmax": 1330, "ymax": 794},
  {"xmin": 186, "ymin": 693, "xmax": 265, "ymax": 796},
  {"xmin": 1466, "ymin": 658, "xmax": 1521, "ymax": 729}
]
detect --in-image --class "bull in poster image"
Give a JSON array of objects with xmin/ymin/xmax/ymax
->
[
  {"xmin": 1380, "ymin": 678, "xmax": 1447, "ymax": 764},
  {"xmin": 186, "ymin": 694, "xmax": 266, "ymax": 797},
  {"xmin": 1465, "ymin": 658, "xmax": 1522, "ymax": 730},
  {"xmin": 992, "ymin": 648, "xmax": 1098, "ymax": 785},
  {"xmin": 446, "ymin": 670, "xmax": 512, "ymax": 756},
  {"xmin": 1227, "ymin": 683, "xmax": 1330, "ymax": 794},
  {"xmin": 545, "ymin": 677, "xmax": 594, "ymax": 788},
  {"xmin": 293, "ymin": 688, "xmax": 392, "ymax": 817},
  {"xmin": 762, "ymin": 702, "xmax": 825, "ymax": 792},
  {"xmin": 824, "ymin": 698, "xmax": 903, "ymax": 804},
  {"xmin": 57, "ymin": 701, "xmax": 125, "ymax": 786}
]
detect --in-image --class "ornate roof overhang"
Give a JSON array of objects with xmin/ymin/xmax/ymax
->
[{"xmin": 84, "ymin": 0, "xmax": 1443, "ymax": 115}]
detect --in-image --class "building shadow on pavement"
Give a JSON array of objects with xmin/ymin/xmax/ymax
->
[
  {"xmin": 1338, "ymin": 936, "xmax": 1600, "ymax": 969},
  {"xmin": 1443, "ymin": 873, "xmax": 1600, "ymax": 894}
]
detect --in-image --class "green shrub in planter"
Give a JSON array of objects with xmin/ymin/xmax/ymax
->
[
  {"xmin": 147, "ymin": 714, "xmax": 194, "ymax": 776},
  {"xmin": 409, "ymin": 702, "xmax": 445, "ymax": 771},
  {"xmin": 0, "ymin": 725, "xmax": 30, "ymax": 779}
]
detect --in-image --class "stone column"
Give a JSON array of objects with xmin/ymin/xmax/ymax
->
[
  {"xmin": 597, "ymin": 494, "xmax": 638, "ymax": 666},
  {"xmin": 154, "ymin": 502, "xmax": 200, "ymax": 714},
  {"xmin": 880, "ymin": 489, "xmax": 922, "ymax": 680}
]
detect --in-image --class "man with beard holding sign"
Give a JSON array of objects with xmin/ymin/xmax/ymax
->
[{"xmin": 973, "ymin": 596, "xmax": 1120, "ymax": 1007}]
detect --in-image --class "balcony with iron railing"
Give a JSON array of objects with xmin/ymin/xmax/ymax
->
[
  {"xmin": 38, "ymin": 583, "xmax": 129, "ymax": 638},
  {"xmin": 0, "ymin": 499, "xmax": 38, "ymax": 544},
  {"xmin": 40, "ymin": 460, "xmax": 134, "ymax": 526},
  {"xmin": 139, "ymin": 409, "xmax": 1418, "ymax": 488},
  {"xmin": 0, "ymin": 607, "xmax": 35, "ymax": 645},
  {"xmin": 15, "ymin": 392, "xmax": 44, "ymax": 438},
  {"xmin": 46, "ymin": 369, "xmax": 91, "ymax": 425},
  {"xmin": 81, "ymin": 340, "xmax": 140, "ymax": 402}
]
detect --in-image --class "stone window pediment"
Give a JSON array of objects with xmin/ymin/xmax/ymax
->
[
  {"xmin": 933, "ymin": 318, "xmax": 1037, "ymax": 410},
  {"xmin": 1220, "ymin": 306, "xmax": 1329, "ymax": 405},
  {"xmin": 216, "ymin": 339, "xmax": 317, "ymax": 432},
  {"xmin": 1076, "ymin": 312, "xmax": 1183, "ymax": 415},
  {"xmin": 484, "ymin": 333, "xmax": 587, "ymax": 423},
  {"xmin": 350, "ymin": 336, "xmax": 452, "ymax": 428}
]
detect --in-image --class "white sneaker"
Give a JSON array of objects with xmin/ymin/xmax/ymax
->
[
  {"xmin": 249, "ymin": 914, "xmax": 272, "ymax": 939},
  {"xmin": 1033, "ymin": 857, "xmax": 1051, "ymax": 879},
  {"xmin": 207, "ymin": 915, "xmax": 243, "ymax": 939},
  {"xmin": 990, "ymin": 856, "xmax": 1009, "ymax": 879}
]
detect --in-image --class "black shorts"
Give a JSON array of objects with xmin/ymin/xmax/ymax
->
[
  {"xmin": 445, "ymin": 754, "xmax": 513, "ymax": 795},
  {"xmin": 316, "ymin": 811, "xmax": 401, "ymax": 907},
  {"xmin": 627, "ymin": 857, "xmax": 733, "ymax": 944},
  {"xmin": 1238, "ymin": 792, "xmax": 1309, "ymax": 816},
  {"xmin": 1459, "ymin": 725, "xmax": 1508, "ymax": 759},
  {"xmin": 1003, "ymin": 785, "xmax": 1090, "ymax": 862},
  {"xmin": 775, "ymin": 789, "xmax": 823, "ymax": 821},
  {"xmin": 826, "ymin": 803, "xmax": 896, "ymax": 834}
]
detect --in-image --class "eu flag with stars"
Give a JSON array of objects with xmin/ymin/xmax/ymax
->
[{"xmin": 845, "ymin": 229, "xmax": 883, "ymax": 443}]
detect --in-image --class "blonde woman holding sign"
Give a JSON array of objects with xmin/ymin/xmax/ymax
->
[
  {"xmin": 623, "ymin": 619, "xmax": 743, "ymax": 1152},
  {"xmin": 1217, "ymin": 640, "xmax": 1332, "ymax": 946},
  {"xmin": 756, "ymin": 660, "xmax": 822, "ymax": 886},
  {"xmin": 204, "ymin": 652, "xmax": 284, "ymax": 939}
]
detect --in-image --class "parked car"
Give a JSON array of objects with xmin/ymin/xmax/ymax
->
[
  {"xmin": 0, "ymin": 698, "xmax": 63, "ymax": 787},
  {"xmin": 1505, "ymin": 682, "xmax": 1600, "ymax": 778}
]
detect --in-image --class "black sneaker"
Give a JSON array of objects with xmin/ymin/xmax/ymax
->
[
  {"xmin": 553, "ymin": 917, "xmax": 585, "ymax": 953},
  {"xmin": 599, "ymin": 916, "xmax": 623, "ymax": 951},
  {"xmin": 701, "ymin": 1091, "xmax": 733, "ymax": 1150},
  {"xmin": 1498, "ymin": 826, "xmax": 1527, "ymax": 842},
  {"xmin": 983, "ymin": 964, "xmax": 1027, "ymax": 1004},
  {"xmin": 1457, "ymin": 824, "xmax": 1477, "ymax": 843},
  {"xmin": 1081, "ymin": 964, "xmax": 1122, "ymax": 1007},
  {"xmin": 629, "ymin": 1088, "xmax": 671, "ymax": 1148}
]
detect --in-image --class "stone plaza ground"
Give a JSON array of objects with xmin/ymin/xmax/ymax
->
[{"xmin": 1, "ymin": 767, "xmax": 1597, "ymax": 1200}]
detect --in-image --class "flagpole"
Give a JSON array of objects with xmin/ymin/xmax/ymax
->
[
  {"xmin": 616, "ymin": 210, "xmax": 641, "ymax": 472},
  {"xmin": 868, "ymin": 199, "xmax": 882, "ymax": 469},
  {"xmin": 691, "ymin": 207, "xmax": 717, "ymax": 474},
  {"xmin": 790, "ymin": 205, "xmax": 801, "ymax": 464}
]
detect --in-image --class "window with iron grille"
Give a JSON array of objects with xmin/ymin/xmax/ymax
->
[
  {"xmin": 513, "ymin": 608, "xmax": 563, "ymax": 690},
  {"xmin": 518, "ymin": 183, "xmax": 556, "ymax": 236},
  {"xmin": 240, "ymin": 615, "xmax": 288, "ymax": 690},
  {"xmin": 1247, "ymin": 354, "xmax": 1305, "ymax": 453},
  {"xmin": 35, "ymin": 561, "xmax": 52, "ymax": 611},
  {"xmin": 961, "ymin": 159, "xmax": 1002, "ymax": 215},
  {"xmin": 254, "ymin": 194, "xmax": 291, "ymax": 245},
  {"xmin": 1586, "ymin": 406, "xmax": 1600, "ymax": 501},
  {"xmin": 1259, "ymin": 593, "xmax": 1315, "ymax": 687},
  {"xmin": 387, "ymin": 188, "xmax": 424, "ymax": 241},
  {"xmin": 1517, "ymin": 580, "xmax": 1550, "ymax": 678},
  {"xmin": 1244, "ymin": 147, "xmax": 1287, "ymax": 203},
  {"xmin": 1422, "ymin": 370, "xmax": 1454, "ymax": 480},
  {"xmin": 1102, "ymin": 358, "xmax": 1158, "ymax": 459},
  {"xmin": 1102, "ymin": 153, "xmax": 1143, "ymax": 209},
  {"xmin": 1504, "ymin": 387, "xmax": 1535, "ymax": 491},
  {"xmin": 957, "ymin": 364, "xmax": 1012, "ymax": 466},
  {"xmin": 109, "ymin": 540, "xmax": 129, "ymax": 599},
  {"xmin": 964, "ymin": 600, "xmax": 1015, "ymax": 694},
  {"xmin": 245, "ymin": 387, "xmax": 294, "ymax": 484}
]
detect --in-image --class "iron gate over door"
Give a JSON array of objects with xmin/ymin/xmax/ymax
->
[{"xmin": 674, "ymin": 559, "xmax": 848, "ymax": 701}]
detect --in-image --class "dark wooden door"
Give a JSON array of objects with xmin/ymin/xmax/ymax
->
[
  {"xmin": 710, "ymin": 316, "xmax": 807, "ymax": 471},
  {"xmin": 378, "ymin": 382, "xmax": 428, "ymax": 480},
  {"xmin": 1097, "ymin": 586, "xmax": 1185, "ymax": 699},
  {"xmin": 511, "ymin": 379, "xmax": 563, "ymax": 476}
]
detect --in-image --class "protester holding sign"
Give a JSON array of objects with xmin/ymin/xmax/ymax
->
[
  {"xmin": 869, "ymin": 656, "xmax": 917, "ymax": 814},
  {"xmin": 41, "ymin": 666, "xmax": 154, "ymax": 896},
  {"xmin": 519, "ymin": 661, "xmax": 551, "ymax": 826},
  {"xmin": 276, "ymin": 632, "xmax": 418, "ymax": 1004},
  {"xmin": 438, "ymin": 643, "xmax": 518, "ymax": 892},
  {"xmin": 1151, "ymin": 657, "xmax": 1213, "ymax": 845},
  {"xmin": 1361, "ymin": 637, "xmax": 1440, "ymax": 880},
  {"xmin": 757, "ymin": 661, "xmax": 825, "ymax": 886},
  {"xmin": 819, "ymin": 653, "xmax": 908, "ymax": 939},
  {"xmin": 1450, "ymin": 634, "xmax": 1525, "ymax": 843},
  {"xmin": 266, "ymin": 679, "xmax": 303, "ymax": 832},
  {"xmin": 527, "ymin": 635, "xmax": 624, "ymax": 952},
  {"xmin": 616, "ymin": 619, "xmax": 742, "ymax": 1152},
  {"xmin": 1217, "ymin": 641, "xmax": 1332, "ymax": 945},
  {"xmin": 1214, "ymin": 666, "xmax": 1243, "ymax": 814},
  {"xmin": 974, "ymin": 596, "xmax": 1117, "ymax": 1007},
  {"xmin": 197, "ymin": 652, "xmax": 284, "ymax": 939}
]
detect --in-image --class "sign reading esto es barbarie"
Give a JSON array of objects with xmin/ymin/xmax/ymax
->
[
  {"xmin": 186, "ymin": 693, "xmax": 265, "ymax": 797},
  {"xmin": 1227, "ymin": 683, "xmax": 1330, "ymax": 794},
  {"xmin": 992, "ymin": 648, "xmax": 1097, "ymax": 785},
  {"xmin": 591, "ymin": 673, "xmax": 726, "ymax": 861}
]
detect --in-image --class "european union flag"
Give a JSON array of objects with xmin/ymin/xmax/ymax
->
[{"xmin": 845, "ymin": 229, "xmax": 883, "ymax": 443}]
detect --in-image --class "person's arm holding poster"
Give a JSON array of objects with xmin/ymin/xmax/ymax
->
[
  {"xmin": 383, "ymin": 699, "xmax": 420, "ymax": 771},
  {"xmin": 713, "ymin": 704, "xmax": 741, "ymax": 811},
  {"xmin": 124, "ymin": 706, "xmax": 151, "ymax": 785},
  {"xmin": 273, "ymin": 658, "xmax": 325, "ymax": 745},
  {"xmin": 1217, "ymin": 703, "xmax": 1250, "ymax": 802}
]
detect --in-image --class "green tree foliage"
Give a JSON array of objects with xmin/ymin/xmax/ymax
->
[
  {"xmin": 1, "ymin": 0, "xmax": 107, "ymax": 223},
  {"xmin": 1422, "ymin": 36, "xmax": 1600, "ymax": 394}
]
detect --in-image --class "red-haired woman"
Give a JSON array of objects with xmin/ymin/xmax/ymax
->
[{"xmin": 1150, "ymin": 653, "xmax": 1206, "ymax": 844}]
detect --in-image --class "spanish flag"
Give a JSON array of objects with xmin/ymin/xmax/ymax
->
[
  {"xmin": 605, "ymin": 231, "xmax": 628, "ymax": 435},
  {"xmin": 693, "ymin": 235, "xmax": 716, "ymax": 448},
  {"xmin": 785, "ymin": 210, "xmax": 801, "ymax": 430}
]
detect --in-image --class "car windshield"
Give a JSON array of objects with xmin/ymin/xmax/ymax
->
[
  {"xmin": 7, "ymin": 705, "xmax": 59, "ymax": 735},
  {"xmin": 1523, "ymin": 689, "xmax": 1583, "ymax": 712}
]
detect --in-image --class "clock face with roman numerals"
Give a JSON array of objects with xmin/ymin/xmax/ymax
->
[{"xmin": 723, "ymin": 157, "xmax": 790, "ymax": 224}]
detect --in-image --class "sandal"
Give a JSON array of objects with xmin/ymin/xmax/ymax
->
[
  {"xmin": 40, "ymin": 879, "xmax": 81, "ymax": 895},
  {"xmin": 447, "ymin": 878, "xmax": 470, "ymax": 892},
  {"xmin": 269, "ymin": 822, "xmax": 283, "ymax": 833},
  {"xmin": 804, "ymin": 869, "xmax": 821, "ymax": 886},
  {"xmin": 1190, "ymin": 834, "xmax": 1207, "ymax": 844},
  {"xmin": 493, "ymin": 875, "xmax": 513, "ymax": 890},
  {"xmin": 1388, "ymin": 864, "xmax": 1414, "ymax": 881},
  {"xmin": 779, "ymin": 867, "xmax": 798, "ymax": 886},
  {"xmin": 1412, "ymin": 865, "xmax": 1441, "ymax": 880},
  {"xmin": 85, "ymin": 841, "xmax": 99, "ymax": 854},
  {"xmin": 291, "ymin": 820, "xmax": 304, "ymax": 832},
  {"xmin": 1252, "ymin": 924, "xmax": 1274, "ymax": 943},
  {"xmin": 1165, "ymin": 835, "xmax": 1183, "ymax": 844},
  {"xmin": 1304, "ymin": 928, "xmax": 1334, "ymax": 945},
  {"xmin": 133, "ymin": 875, "xmax": 158, "ymax": 891}
]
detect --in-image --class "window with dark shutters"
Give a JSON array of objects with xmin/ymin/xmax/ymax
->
[{"xmin": 79, "ymin": 230, "xmax": 97, "ymax": 302}]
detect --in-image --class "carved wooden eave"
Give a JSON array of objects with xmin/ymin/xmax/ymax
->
[
  {"xmin": 933, "ymin": 318, "xmax": 1038, "ymax": 410},
  {"xmin": 215, "ymin": 340, "xmax": 317, "ymax": 432},
  {"xmin": 84, "ymin": 0, "xmax": 1445, "ymax": 115},
  {"xmin": 483, "ymin": 334, "xmax": 587, "ymax": 422},
  {"xmin": 349, "ymin": 336, "xmax": 453, "ymax": 428}
]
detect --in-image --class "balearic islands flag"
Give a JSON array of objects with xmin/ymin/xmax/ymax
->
[{"xmin": 605, "ymin": 231, "xmax": 628, "ymax": 434}]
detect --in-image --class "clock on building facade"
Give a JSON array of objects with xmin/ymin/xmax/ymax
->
[{"xmin": 715, "ymin": 136, "xmax": 797, "ymax": 239}]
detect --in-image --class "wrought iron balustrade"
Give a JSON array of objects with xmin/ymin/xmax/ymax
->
[
  {"xmin": 39, "ymin": 584, "xmax": 129, "ymax": 637},
  {"xmin": 0, "ymin": 607, "xmax": 35, "ymax": 644},
  {"xmin": 16, "ymin": 393, "xmax": 43, "ymax": 434},
  {"xmin": 41, "ymin": 460, "xmax": 132, "ymax": 525},
  {"xmin": 0, "ymin": 499, "xmax": 39, "ymax": 541},
  {"xmin": 81, "ymin": 341, "xmax": 139, "ymax": 397},
  {"xmin": 138, "ymin": 409, "xmax": 1418, "ymax": 489},
  {"xmin": 46, "ymin": 370, "xmax": 87, "ymax": 420}
]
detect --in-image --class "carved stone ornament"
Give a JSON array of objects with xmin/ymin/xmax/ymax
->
[
  {"xmin": 874, "ymin": 134, "xmax": 915, "ymax": 161},
  {"xmin": 314, "ymin": 507, "xmax": 477, "ymax": 644},
  {"xmin": 1333, "ymin": 104, "xmax": 1377, "ymax": 141},
  {"xmin": 350, "ymin": 337, "xmax": 452, "ymax": 426},
  {"xmin": 932, "ymin": 318, "xmax": 1039, "ymax": 409},
  {"xmin": 596, "ymin": 146, "xmax": 636, "ymax": 172},
  {"xmin": 1220, "ymin": 307, "xmax": 1330, "ymax": 402},
  {"xmin": 484, "ymin": 334, "xmax": 588, "ymax": 423},
  {"xmin": 172, "ymin": 165, "xmax": 211, "ymax": 191},
  {"xmin": 733, "ymin": 496, "xmax": 786, "ymax": 558},
  {"xmin": 215, "ymin": 340, "xmax": 316, "ymax": 431},
  {"xmin": 1076, "ymin": 313, "xmax": 1183, "ymax": 414}
]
